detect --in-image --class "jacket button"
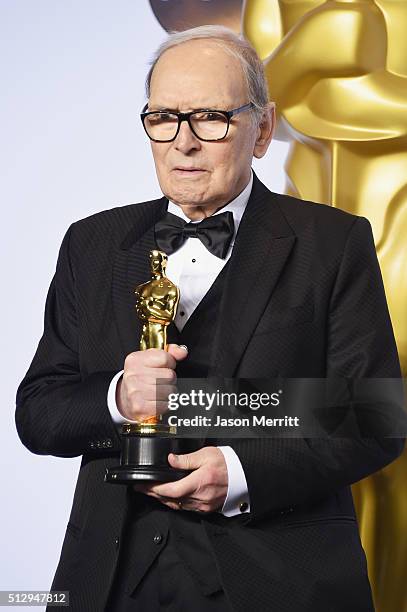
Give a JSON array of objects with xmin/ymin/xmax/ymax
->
[
  {"xmin": 153, "ymin": 533, "xmax": 163, "ymax": 545},
  {"xmin": 114, "ymin": 537, "xmax": 120, "ymax": 549},
  {"xmin": 239, "ymin": 502, "xmax": 249, "ymax": 513}
]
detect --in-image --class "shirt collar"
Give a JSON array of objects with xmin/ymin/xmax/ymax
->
[{"xmin": 167, "ymin": 169, "xmax": 253, "ymax": 235}]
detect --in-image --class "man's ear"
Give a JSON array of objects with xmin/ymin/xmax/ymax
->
[{"xmin": 253, "ymin": 103, "xmax": 276, "ymax": 159}]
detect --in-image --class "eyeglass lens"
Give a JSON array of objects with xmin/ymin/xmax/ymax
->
[{"xmin": 144, "ymin": 111, "xmax": 229, "ymax": 141}]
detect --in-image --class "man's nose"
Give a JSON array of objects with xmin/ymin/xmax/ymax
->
[{"xmin": 173, "ymin": 119, "xmax": 201, "ymax": 154}]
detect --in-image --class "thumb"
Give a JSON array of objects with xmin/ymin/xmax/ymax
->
[
  {"xmin": 167, "ymin": 344, "xmax": 188, "ymax": 362},
  {"xmin": 168, "ymin": 451, "xmax": 200, "ymax": 471}
]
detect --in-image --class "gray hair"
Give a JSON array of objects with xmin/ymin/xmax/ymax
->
[{"xmin": 145, "ymin": 25, "xmax": 271, "ymax": 125}]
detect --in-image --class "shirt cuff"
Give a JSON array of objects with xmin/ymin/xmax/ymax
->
[
  {"xmin": 217, "ymin": 445, "xmax": 250, "ymax": 517},
  {"xmin": 107, "ymin": 370, "xmax": 138, "ymax": 424}
]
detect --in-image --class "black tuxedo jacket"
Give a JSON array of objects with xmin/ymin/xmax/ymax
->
[{"xmin": 16, "ymin": 173, "xmax": 404, "ymax": 612}]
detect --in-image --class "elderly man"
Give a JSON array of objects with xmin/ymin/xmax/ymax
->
[{"xmin": 16, "ymin": 25, "xmax": 403, "ymax": 612}]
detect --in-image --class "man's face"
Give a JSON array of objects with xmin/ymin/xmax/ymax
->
[{"xmin": 147, "ymin": 39, "xmax": 273, "ymax": 210}]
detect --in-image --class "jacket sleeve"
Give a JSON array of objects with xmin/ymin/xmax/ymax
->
[
  {"xmin": 15, "ymin": 224, "xmax": 122, "ymax": 458},
  {"xmin": 216, "ymin": 216, "xmax": 405, "ymax": 523}
]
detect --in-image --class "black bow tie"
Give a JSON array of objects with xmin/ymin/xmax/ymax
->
[{"xmin": 154, "ymin": 211, "xmax": 235, "ymax": 259}]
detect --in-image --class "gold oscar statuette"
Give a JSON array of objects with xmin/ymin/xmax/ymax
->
[{"xmin": 105, "ymin": 250, "xmax": 190, "ymax": 484}]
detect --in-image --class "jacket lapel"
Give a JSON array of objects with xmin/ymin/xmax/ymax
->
[
  {"xmin": 111, "ymin": 198, "xmax": 167, "ymax": 357},
  {"xmin": 209, "ymin": 173, "xmax": 296, "ymax": 376}
]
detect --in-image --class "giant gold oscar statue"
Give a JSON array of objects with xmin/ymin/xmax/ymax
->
[{"xmin": 243, "ymin": 1, "xmax": 407, "ymax": 610}]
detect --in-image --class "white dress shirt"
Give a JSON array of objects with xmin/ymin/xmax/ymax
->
[{"xmin": 107, "ymin": 171, "xmax": 253, "ymax": 516}]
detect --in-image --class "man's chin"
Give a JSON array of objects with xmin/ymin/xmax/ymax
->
[{"xmin": 165, "ymin": 190, "xmax": 209, "ymax": 208}]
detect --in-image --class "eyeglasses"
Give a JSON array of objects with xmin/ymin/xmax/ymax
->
[{"xmin": 140, "ymin": 102, "xmax": 254, "ymax": 142}]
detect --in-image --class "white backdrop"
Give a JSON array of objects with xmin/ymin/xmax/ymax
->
[{"xmin": 0, "ymin": 1, "xmax": 288, "ymax": 609}]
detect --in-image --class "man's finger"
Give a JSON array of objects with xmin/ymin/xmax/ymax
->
[
  {"xmin": 132, "ymin": 483, "xmax": 190, "ymax": 507},
  {"xmin": 167, "ymin": 344, "xmax": 188, "ymax": 362},
  {"xmin": 168, "ymin": 451, "xmax": 203, "ymax": 471},
  {"xmin": 146, "ymin": 468, "xmax": 200, "ymax": 500}
]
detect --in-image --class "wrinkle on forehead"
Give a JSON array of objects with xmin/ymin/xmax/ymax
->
[{"xmin": 149, "ymin": 39, "xmax": 248, "ymax": 111}]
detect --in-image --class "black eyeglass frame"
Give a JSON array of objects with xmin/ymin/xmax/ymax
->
[{"xmin": 140, "ymin": 102, "xmax": 255, "ymax": 142}]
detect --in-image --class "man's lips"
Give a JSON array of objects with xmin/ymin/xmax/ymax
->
[{"xmin": 173, "ymin": 167, "xmax": 206, "ymax": 173}]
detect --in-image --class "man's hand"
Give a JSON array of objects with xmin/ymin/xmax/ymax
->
[
  {"xmin": 116, "ymin": 344, "xmax": 188, "ymax": 422},
  {"xmin": 133, "ymin": 447, "xmax": 228, "ymax": 513}
]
